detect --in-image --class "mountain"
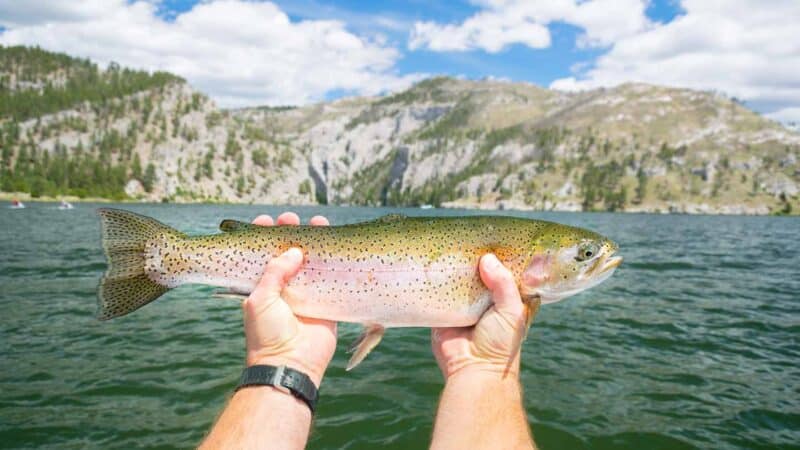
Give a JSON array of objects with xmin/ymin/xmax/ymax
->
[{"xmin": 1, "ymin": 45, "xmax": 798, "ymax": 215}]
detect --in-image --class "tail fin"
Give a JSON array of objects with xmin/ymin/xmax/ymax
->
[{"xmin": 96, "ymin": 208, "xmax": 181, "ymax": 320}]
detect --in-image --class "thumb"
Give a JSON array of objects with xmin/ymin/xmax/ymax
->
[
  {"xmin": 246, "ymin": 248, "xmax": 303, "ymax": 311},
  {"xmin": 479, "ymin": 253, "xmax": 524, "ymax": 318}
]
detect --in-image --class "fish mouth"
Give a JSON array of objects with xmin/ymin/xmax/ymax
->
[
  {"xmin": 600, "ymin": 253, "xmax": 623, "ymax": 273},
  {"xmin": 591, "ymin": 250, "xmax": 622, "ymax": 276}
]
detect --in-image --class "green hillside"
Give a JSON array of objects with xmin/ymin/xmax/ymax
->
[
  {"xmin": 1, "ymin": 46, "xmax": 181, "ymax": 121},
  {"xmin": 0, "ymin": 45, "xmax": 182, "ymax": 198},
  {"xmin": 1, "ymin": 46, "xmax": 797, "ymax": 215}
]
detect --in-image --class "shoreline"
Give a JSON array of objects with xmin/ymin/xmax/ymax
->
[{"xmin": 2, "ymin": 192, "xmax": 795, "ymax": 216}]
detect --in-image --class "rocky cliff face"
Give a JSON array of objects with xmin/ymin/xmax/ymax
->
[
  {"xmin": 2, "ymin": 46, "xmax": 798, "ymax": 214},
  {"xmin": 236, "ymin": 77, "xmax": 799, "ymax": 214}
]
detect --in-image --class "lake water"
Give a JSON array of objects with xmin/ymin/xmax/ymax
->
[{"xmin": 0, "ymin": 203, "xmax": 798, "ymax": 449}]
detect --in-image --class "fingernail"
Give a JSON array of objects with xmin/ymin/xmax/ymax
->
[
  {"xmin": 484, "ymin": 254, "xmax": 500, "ymax": 269},
  {"xmin": 285, "ymin": 247, "xmax": 303, "ymax": 261}
]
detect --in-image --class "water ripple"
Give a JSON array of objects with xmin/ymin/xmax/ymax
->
[{"xmin": 1, "ymin": 204, "xmax": 799, "ymax": 449}]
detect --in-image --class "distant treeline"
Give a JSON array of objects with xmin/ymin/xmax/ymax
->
[
  {"xmin": 0, "ymin": 45, "xmax": 182, "ymax": 121},
  {"xmin": 1, "ymin": 124, "xmax": 155, "ymax": 200}
]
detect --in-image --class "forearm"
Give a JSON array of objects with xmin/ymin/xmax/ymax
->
[
  {"xmin": 200, "ymin": 386, "xmax": 312, "ymax": 450},
  {"xmin": 431, "ymin": 369, "xmax": 535, "ymax": 450}
]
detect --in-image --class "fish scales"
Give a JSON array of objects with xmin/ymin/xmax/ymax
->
[{"xmin": 148, "ymin": 216, "xmax": 538, "ymax": 327}]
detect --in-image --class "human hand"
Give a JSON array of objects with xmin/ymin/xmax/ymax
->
[
  {"xmin": 431, "ymin": 253, "xmax": 539, "ymax": 380},
  {"xmin": 242, "ymin": 212, "xmax": 336, "ymax": 386}
]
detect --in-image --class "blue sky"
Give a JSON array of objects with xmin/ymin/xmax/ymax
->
[
  {"xmin": 286, "ymin": 0, "xmax": 683, "ymax": 90},
  {"xmin": 0, "ymin": 0, "xmax": 798, "ymax": 123},
  {"xmin": 151, "ymin": 0, "xmax": 683, "ymax": 92}
]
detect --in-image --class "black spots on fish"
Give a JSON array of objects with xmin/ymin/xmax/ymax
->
[
  {"xmin": 98, "ymin": 274, "xmax": 169, "ymax": 319},
  {"xmin": 134, "ymin": 215, "xmax": 561, "ymax": 321}
]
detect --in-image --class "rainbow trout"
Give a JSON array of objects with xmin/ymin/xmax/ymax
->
[{"xmin": 97, "ymin": 208, "xmax": 621, "ymax": 369}]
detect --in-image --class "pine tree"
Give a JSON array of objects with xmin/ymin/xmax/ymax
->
[
  {"xmin": 225, "ymin": 133, "xmax": 241, "ymax": 159},
  {"xmin": 143, "ymin": 163, "xmax": 157, "ymax": 192},
  {"xmin": 635, "ymin": 167, "xmax": 647, "ymax": 204},
  {"xmin": 131, "ymin": 153, "xmax": 142, "ymax": 180}
]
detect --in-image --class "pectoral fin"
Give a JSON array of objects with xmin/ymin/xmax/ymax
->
[
  {"xmin": 346, "ymin": 324, "xmax": 385, "ymax": 371},
  {"xmin": 522, "ymin": 295, "xmax": 541, "ymax": 337}
]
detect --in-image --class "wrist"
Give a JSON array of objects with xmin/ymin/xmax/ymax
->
[
  {"xmin": 442, "ymin": 359, "xmax": 520, "ymax": 382},
  {"xmin": 236, "ymin": 364, "xmax": 319, "ymax": 414},
  {"xmin": 233, "ymin": 382, "xmax": 313, "ymax": 414},
  {"xmin": 444, "ymin": 365, "xmax": 523, "ymax": 398},
  {"xmin": 247, "ymin": 354, "xmax": 326, "ymax": 386}
]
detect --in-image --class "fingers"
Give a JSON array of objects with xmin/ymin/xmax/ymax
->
[
  {"xmin": 277, "ymin": 212, "xmax": 300, "ymax": 225},
  {"xmin": 252, "ymin": 214, "xmax": 274, "ymax": 226},
  {"xmin": 479, "ymin": 253, "xmax": 524, "ymax": 317},
  {"xmin": 248, "ymin": 248, "xmax": 304, "ymax": 309},
  {"xmin": 252, "ymin": 212, "xmax": 329, "ymax": 227},
  {"xmin": 247, "ymin": 212, "xmax": 325, "ymax": 307},
  {"xmin": 309, "ymin": 215, "xmax": 329, "ymax": 226}
]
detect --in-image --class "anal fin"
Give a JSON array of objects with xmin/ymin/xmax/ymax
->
[
  {"xmin": 212, "ymin": 289, "xmax": 249, "ymax": 301},
  {"xmin": 346, "ymin": 324, "xmax": 385, "ymax": 371}
]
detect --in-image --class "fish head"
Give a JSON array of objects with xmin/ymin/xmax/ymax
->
[{"xmin": 521, "ymin": 224, "xmax": 621, "ymax": 304}]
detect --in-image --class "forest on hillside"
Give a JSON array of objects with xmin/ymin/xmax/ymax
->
[
  {"xmin": 0, "ymin": 46, "xmax": 180, "ymax": 198},
  {"xmin": 0, "ymin": 46, "xmax": 796, "ymax": 215}
]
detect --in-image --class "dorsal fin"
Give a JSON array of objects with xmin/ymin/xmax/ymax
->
[
  {"xmin": 219, "ymin": 219, "xmax": 254, "ymax": 232},
  {"xmin": 375, "ymin": 213, "xmax": 406, "ymax": 223}
]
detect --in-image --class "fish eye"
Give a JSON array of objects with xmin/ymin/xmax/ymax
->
[{"xmin": 575, "ymin": 243, "xmax": 599, "ymax": 262}]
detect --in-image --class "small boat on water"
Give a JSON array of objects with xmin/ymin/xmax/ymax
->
[
  {"xmin": 9, "ymin": 199, "xmax": 25, "ymax": 209},
  {"xmin": 58, "ymin": 200, "xmax": 74, "ymax": 210},
  {"xmin": 419, "ymin": 204, "xmax": 434, "ymax": 209}
]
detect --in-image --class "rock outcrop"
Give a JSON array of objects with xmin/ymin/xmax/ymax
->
[{"xmin": 2, "ymin": 46, "xmax": 798, "ymax": 214}]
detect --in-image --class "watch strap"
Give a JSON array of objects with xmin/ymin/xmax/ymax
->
[{"xmin": 236, "ymin": 365, "xmax": 318, "ymax": 413}]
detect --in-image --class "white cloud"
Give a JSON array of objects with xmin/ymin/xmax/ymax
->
[
  {"xmin": 408, "ymin": 0, "xmax": 650, "ymax": 53},
  {"xmin": 409, "ymin": 10, "xmax": 551, "ymax": 53},
  {"xmin": 406, "ymin": 0, "xmax": 800, "ymax": 122},
  {"xmin": 0, "ymin": 0, "xmax": 116, "ymax": 26},
  {"xmin": 765, "ymin": 107, "xmax": 800, "ymax": 125},
  {"xmin": 567, "ymin": 0, "xmax": 651, "ymax": 48},
  {"xmin": 0, "ymin": 0, "xmax": 421, "ymax": 107},
  {"xmin": 550, "ymin": 0, "xmax": 800, "ymax": 122}
]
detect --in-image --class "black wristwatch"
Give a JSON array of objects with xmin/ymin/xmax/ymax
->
[{"xmin": 236, "ymin": 365, "xmax": 319, "ymax": 413}]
